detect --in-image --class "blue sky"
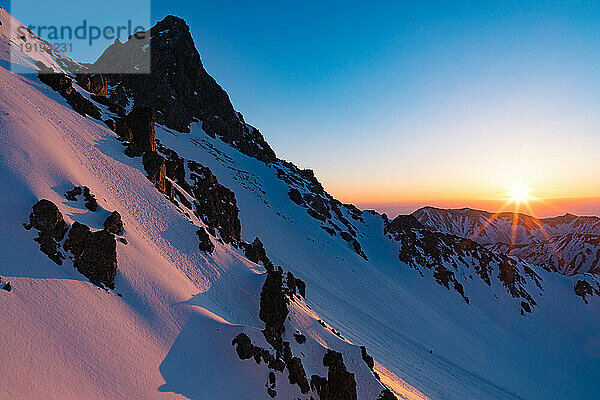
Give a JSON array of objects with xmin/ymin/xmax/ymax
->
[{"xmin": 3, "ymin": 0, "xmax": 600, "ymax": 215}]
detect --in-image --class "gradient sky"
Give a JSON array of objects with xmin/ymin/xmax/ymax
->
[{"xmin": 4, "ymin": 0, "xmax": 600, "ymax": 216}]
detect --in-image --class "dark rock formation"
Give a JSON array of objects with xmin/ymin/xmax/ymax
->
[
  {"xmin": 378, "ymin": 389, "xmax": 398, "ymax": 400},
  {"xmin": 142, "ymin": 151, "xmax": 167, "ymax": 192},
  {"xmin": 267, "ymin": 372, "xmax": 276, "ymax": 398},
  {"xmin": 157, "ymin": 143, "xmax": 190, "ymax": 191},
  {"xmin": 188, "ymin": 161, "xmax": 241, "ymax": 243},
  {"xmin": 287, "ymin": 357, "xmax": 310, "ymax": 393},
  {"xmin": 321, "ymin": 350, "xmax": 358, "ymax": 400},
  {"xmin": 124, "ymin": 144, "xmax": 144, "ymax": 157},
  {"xmin": 63, "ymin": 222, "xmax": 91, "ymax": 257},
  {"xmin": 232, "ymin": 333, "xmax": 259, "ymax": 360},
  {"xmin": 83, "ymin": 187, "xmax": 98, "ymax": 211},
  {"xmin": 196, "ymin": 227, "xmax": 215, "ymax": 253},
  {"xmin": 574, "ymin": 280, "xmax": 598, "ymax": 304},
  {"xmin": 259, "ymin": 267, "xmax": 289, "ymax": 350},
  {"xmin": 36, "ymin": 62, "xmax": 101, "ymax": 119},
  {"xmin": 105, "ymin": 119, "xmax": 116, "ymax": 131},
  {"xmin": 94, "ymin": 16, "xmax": 276, "ymax": 163},
  {"xmin": 103, "ymin": 211, "xmax": 124, "ymax": 235},
  {"xmin": 25, "ymin": 200, "xmax": 69, "ymax": 265},
  {"xmin": 2, "ymin": 282, "xmax": 11, "ymax": 292},
  {"xmin": 122, "ymin": 107, "xmax": 156, "ymax": 152},
  {"xmin": 360, "ymin": 346, "xmax": 375, "ymax": 371},
  {"xmin": 340, "ymin": 231, "xmax": 368, "ymax": 260},
  {"xmin": 305, "ymin": 194, "xmax": 331, "ymax": 221},
  {"xmin": 25, "ymin": 200, "xmax": 69, "ymax": 240},
  {"xmin": 287, "ymin": 188, "xmax": 304, "ymax": 205},
  {"xmin": 115, "ymin": 119, "xmax": 133, "ymax": 142},
  {"xmin": 244, "ymin": 237, "xmax": 272, "ymax": 267},
  {"xmin": 76, "ymin": 74, "xmax": 108, "ymax": 96},
  {"xmin": 285, "ymin": 271, "xmax": 306, "ymax": 298},
  {"xmin": 74, "ymin": 229, "xmax": 118, "ymax": 289},
  {"xmin": 294, "ymin": 332, "xmax": 306, "ymax": 344},
  {"xmin": 65, "ymin": 186, "xmax": 82, "ymax": 201},
  {"xmin": 311, "ymin": 375, "xmax": 327, "ymax": 397}
]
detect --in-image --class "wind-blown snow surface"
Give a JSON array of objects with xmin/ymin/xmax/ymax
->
[{"xmin": 1, "ymin": 9, "xmax": 600, "ymax": 400}]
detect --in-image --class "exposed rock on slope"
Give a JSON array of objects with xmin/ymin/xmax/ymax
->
[
  {"xmin": 36, "ymin": 62, "xmax": 101, "ymax": 119},
  {"xmin": 103, "ymin": 211, "xmax": 124, "ymax": 235},
  {"xmin": 318, "ymin": 350, "xmax": 358, "ymax": 400},
  {"xmin": 74, "ymin": 229, "xmax": 118, "ymax": 289},
  {"xmin": 24, "ymin": 200, "xmax": 69, "ymax": 265},
  {"xmin": 188, "ymin": 160, "xmax": 241, "ymax": 243},
  {"xmin": 259, "ymin": 266, "xmax": 289, "ymax": 350},
  {"xmin": 25, "ymin": 199, "xmax": 119, "ymax": 289},
  {"xmin": 243, "ymin": 237, "xmax": 272, "ymax": 267},
  {"xmin": 196, "ymin": 227, "xmax": 214, "ymax": 253}
]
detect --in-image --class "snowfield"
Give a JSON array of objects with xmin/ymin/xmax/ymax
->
[{"xmin": 1, "ymin": 7, "xmax": 600, "ymax": 400}]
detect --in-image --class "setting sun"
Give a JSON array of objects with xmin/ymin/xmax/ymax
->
[{"xmin": 508, "ymin": 183, "xmax": 531, "ymax": 204}]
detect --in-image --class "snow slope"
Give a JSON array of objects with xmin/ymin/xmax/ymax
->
[
  {"xmin": 1, "ymin": 8, "xmax": 600, "ymax": 400},
  {"xmin": 0, "ymin": 9, "xmax": 399, "ymax": 400}
]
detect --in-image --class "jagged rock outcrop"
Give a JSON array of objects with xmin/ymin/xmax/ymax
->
[
  {"xmin": 36, "ymin": 62, "xmax": 101, "ymax": 119},
  {"xmin": 115, "ymin": 119, "xmax": 133, "ymax": 142},
  {"xmin": 232, "ymin": 333, "xmax": 258, "ymax": 360},
  {"xmin": 75, "ymin": 74, "xmax": 108, "ymax": 96},
  {"xmin": 103, "ymin": 211, "xmax": 124, "ymax": 235},
  {"xmin": 24, "ymin": 200, "xmax": 69, "ymax": 264},
  {"xmin": 122, "ymin": 107, "xmax": 156, "ymax": 153},
  {"xmin": 244, "ymin": 237, "xmax": 272, "ymax": 267},
  {"xmin": 75, "ymin": 229, "xmax": 118, "ymax": 289},
  {"xmin": 157, "ymin": 143, "xmax": 190, "ymax": 192},
  {"xmin": 286, "ymin": 271, "xmax": 306, "ymax": 298},
  {"xmin": 63, "ymin": 221, "xmax": 91, "ymax": 257},
  {"xmin": 94, "ymin": 16, "xmax": 276, "ymax": 163},
  {"xmin": 287, "ymin": 188, "xmax": 304, "ymax": 205},
  {"xmin": 64, "ymin": 186, "xmax": 98, "ymax": 211},
  {"xmin": 65, "ymin": 186, "xmax": 82, "ymax": 201},
  {"xmin": 294, "ymin": 331, "xmax": 306, "ymax": 344},
  {"xmin": 319, "ymin": 350, "xmax": 358, "ymax": 400},
  {"xmin": 83, "ymin": 186, "xmax": 98, "ymax": 211},
  {"xmin": 287, "ymin": 357, "xmax": 310, "ymax": 394},
  {"xmin": 142, "ymin": 151, "xmax": 168, "ymax": 193},
  {"xmin": 360, "ymin": 345, "xmax": 375, "ymax": 371},
  {"xmin": 340, "ymin": 231, "xmax": 368, "ymax": 260},
  {"xmin": 25, "ymin": 200, "xmax": 69, "ymax": 240},
  {"xmin": 196, "ymin": 227, "xmax": 214, "ymax": 253},
  {"xmin": 65, "ymin": 221, "xmax": 118, "ymax": 289},
  {"xmin": 259, "ymin": 266, "xmax": 289, "ymax": 350},
  {"xmin": 574, "ymin": 279, "xmax": 599, "ymax": 303},
  {"xmin": 188, "ymin": 160, "xmax": 240, "ymax": 243}
]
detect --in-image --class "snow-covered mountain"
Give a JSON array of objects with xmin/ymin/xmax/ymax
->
[
  {"xmin": 1, "ymin": 8, "xmax": 600, "ymax": 400},
  {"xmin": 413, "ymin": 206, "xmax": 600, "ymax": 275}
]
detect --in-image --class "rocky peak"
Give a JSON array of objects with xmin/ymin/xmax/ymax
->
[{"xmin": 94, "ymin": 15, "xmax": 276, "ymax": 163}]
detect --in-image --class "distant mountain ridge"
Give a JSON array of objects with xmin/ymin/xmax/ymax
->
[{"xmin": 412, "ymin": 206, "xmax": 600, "ymax": 274}]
